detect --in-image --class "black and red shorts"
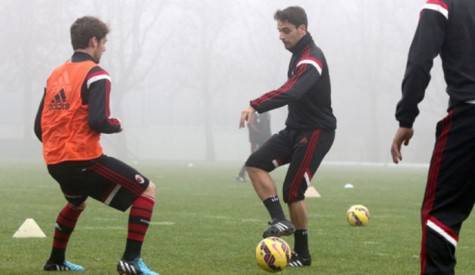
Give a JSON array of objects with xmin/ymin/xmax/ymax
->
[
  {"xmin": 245, "ymin": 127, "xmax": 334, "ymax": 203},
  {"xmin": 47, "ymin": 155, "xmax": 150, "ymax": 211}
]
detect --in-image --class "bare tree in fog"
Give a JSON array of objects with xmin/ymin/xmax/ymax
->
[
  {"xmin": 93, "ymin": 0, "xmax": 169, "ymax": 159},
  {"xmin": 336, "ymin": 1, "xmax": 420, "ymax": 162},
  {"xmin": 196, "ymin": 0, "xmax": 219, "ymax": 161},
  {"xmin": 0, "ymin": 0, "xmax": 68, "ymax": 151},
  {"xmin": 361, "ymin": 0, "xmax": 386, "ymax": 162},
  {"xmin": 174, "ymin": 0, "xmax": 240, "ymax": 161}
]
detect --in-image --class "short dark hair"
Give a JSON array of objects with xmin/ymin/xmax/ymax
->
[
  {"xmin": 274, "ymin": 6, "xmax": 308, "ymax": 28},
  {"xmin": 70, "ymin": 16, "xmax": 109, "ymax": 50}
]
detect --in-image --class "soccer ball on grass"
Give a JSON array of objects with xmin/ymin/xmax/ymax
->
[
  {"xmin": 346, "ymin": 204, "xmax": 370, "ymax": 226},
  {"xmin": 255, "ymin": 237, "xmax": 291, "ymax": 272}
]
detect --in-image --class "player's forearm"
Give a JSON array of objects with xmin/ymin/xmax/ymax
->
[
  {"xmin": 396, "ymin": 65, "xmax": 431, "ymax": 128},
  {"xmin": 87, "ymin": 81, "xmax": 121, "ymax": 134},
  {"xmin": 251, "ymin": 68, "xmax": 318, "ymax": 112},
  {"xmin": 250, "ymin": 96, "xmax": 289, "ymax": 113}
]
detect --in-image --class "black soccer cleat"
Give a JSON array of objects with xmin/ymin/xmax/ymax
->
[
  {"xmin": 43, "ymin": 260, "xmax": 85, "ymax": 272},
  {"xmin": 262, "ymin": 219, "xmax": 295, "ymax": 238},
  {"xmin": 288, "ymin": 252, "xmax": 312, "ymax": 268}
]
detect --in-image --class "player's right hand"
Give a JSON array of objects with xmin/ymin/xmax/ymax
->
[
  {"xmin": 391, "ymin": 127, "xmax": 414, "ymax": 164},
  {"xmin": 239, "ymin": 107, "xmax": 255, "ymax": 128}
]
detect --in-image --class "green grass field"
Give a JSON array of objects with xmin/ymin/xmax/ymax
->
[{"xmin": 1, "ymin": 162, "xmax": 475, "ymax": 275}]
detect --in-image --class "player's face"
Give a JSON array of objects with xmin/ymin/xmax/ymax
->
[
  {"xmin": 91, "ymin": 37, "xmax": 107, "ymax": 63},
  {"xmin": 277, "ymin": 20, "xmax": 306, "ymax": 50}
]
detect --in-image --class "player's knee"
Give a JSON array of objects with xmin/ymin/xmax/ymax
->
[
  {"xmin": 284, "ymin": 193, "xmax": 304, "ymax": 205},
  {"xmin": 143, "ymin": 181, "xmax": 157, "ymax": 198},
  {"xmin": 282, "ymin": 189, "xmax": 293, "ymax": 204},
  {"xmin": 246, "ymin": 166, "xmax": 265, "ymax": 177},
  {"xmin": 69, "ymin": 202, "xmax": 86, "ymax": 211}
]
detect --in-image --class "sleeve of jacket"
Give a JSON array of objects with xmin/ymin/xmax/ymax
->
[
  {"xmin": 34, "ymin": 89, "xmax": 45, "ymax": 142},
  {"xmin": 85, "ymin": 66, "xmax": 122, "ymax": 134},
  {"xmin": 396, "ymin": 0, "xmax": 449, "ymax": 128},
  {"xmin": 250, "ymin": 57, "xmax": 323, "ymax": 113}
]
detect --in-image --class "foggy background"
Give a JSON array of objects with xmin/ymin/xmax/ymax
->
[{"xmin": 0, "ymin": 0, "xmax": 448, "ymax": 164}]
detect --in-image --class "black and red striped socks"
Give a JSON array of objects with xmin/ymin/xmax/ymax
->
[
  {"xmin": 48, "ymin": 203, "xmax": 83, "ymax": 263},
  {"xmin": 122, "ymin": 196, "xmax": 155, "ymax": 261}
]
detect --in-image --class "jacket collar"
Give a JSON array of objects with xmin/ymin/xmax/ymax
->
[
  {"xmin": 289, "ymin": 32, "xmax": 313, "ymax": 54},
  {"xmin": 71, "ymin": 51, "xmax": 97, "ymax": 63}
]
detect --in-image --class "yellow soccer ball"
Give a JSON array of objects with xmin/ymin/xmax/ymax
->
[
  {"xmin": 255, "ymin": 237, "xmax": 291, "ymax": 272},
  {"xmin": 346, "ymin": 204, "xmax": 370, "ymax": 226}
]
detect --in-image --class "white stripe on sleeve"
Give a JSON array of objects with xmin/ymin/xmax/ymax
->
[
  {"xmin": 87, "ymin": 74, "xmax": 111, "ymax": 89},
  {"xmin": 296, "ymin": 59, "xmax": 323, "ymax": 75},
  {"xmin": 423, "ymin": 3, "xmax": 448, "ymax": 19}
]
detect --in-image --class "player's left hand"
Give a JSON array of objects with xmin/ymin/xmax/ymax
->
[
  {"xmin": 239, "ymin": 106, "xmax": 255, "ymax": 128},
  {"xmin": 391, "ymin": 127, "xmax": 414, "ymax": 164},
  {"xmin": 109, "ymin": 118, "xmax": 122, "ymax": 132}
]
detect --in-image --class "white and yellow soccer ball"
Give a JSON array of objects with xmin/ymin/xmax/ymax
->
[
  {"xmin": 256, "ymin": 237, "xmax": 291, "ymax": 272},
  {"xmin": 346, "ymin": 204, "xmax": 370, "ymax": 226}
]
